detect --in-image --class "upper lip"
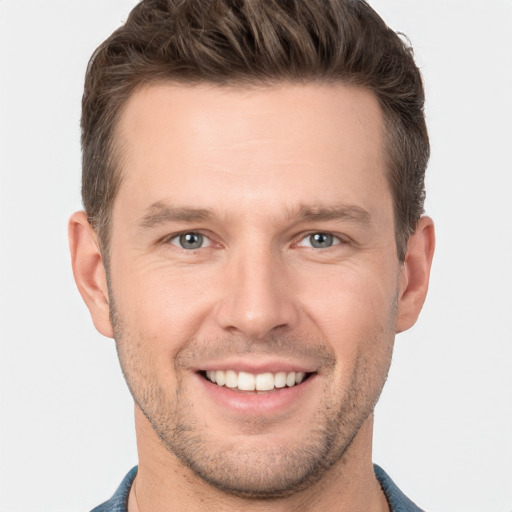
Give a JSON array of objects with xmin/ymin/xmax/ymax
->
[{"xmin": 191, "ymin": 357, "xmax": 318, "ymax": 375}]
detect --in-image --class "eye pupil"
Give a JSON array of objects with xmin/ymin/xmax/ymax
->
[
  {"xmin": 310, "ymin": 233, "xmax": 333, "ymax": 249},
  {"xmin": 179, "ymin": 232, "xmax": 203, "ymax": 249}
]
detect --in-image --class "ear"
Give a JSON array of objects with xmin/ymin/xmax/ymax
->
[
  {"xmin": 395, "ymin": 216, "xmax": 435, "ymax": 333},
  {"xmin": 68, "ymin": 211, "xmax": 114, "ymax": 338}
]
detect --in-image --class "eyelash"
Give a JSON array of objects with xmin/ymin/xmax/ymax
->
[
  {"xmin": 164, "ymin": 231, "xmax": 347, "ymax": 251},
  {"xmin": 295, "ymin": 232, "xmax": 344, "ymax": 249},
  {"xmin": 166, "ymin": 231, "xmax": 213, "ymax": 250}
]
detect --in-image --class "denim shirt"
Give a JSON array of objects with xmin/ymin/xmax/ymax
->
[{"xmin": 91, "ymin": 464, "xmax": 424, "ymax": 512}]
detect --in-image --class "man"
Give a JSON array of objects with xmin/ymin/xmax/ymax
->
[{"xmin": 69, "ymin": 0, "xmax": 435, "ymax": 510}]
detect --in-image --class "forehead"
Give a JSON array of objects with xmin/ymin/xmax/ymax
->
[{"xmin": 113, "ymin": 82, "xmax": 389, "ymax": 223}]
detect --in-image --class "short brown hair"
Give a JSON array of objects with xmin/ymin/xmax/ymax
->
[{"xmin": 81, "ymin": 0, "xmax": 429, "ymax": 260}]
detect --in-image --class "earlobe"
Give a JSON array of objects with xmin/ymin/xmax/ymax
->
[
  {"xmin": 395, "ymin": 216, "xmax": 435, "ymax": 333},
  {"xmin": 68, "ymin": 211, "xmax": 114, "ymax": 338}
]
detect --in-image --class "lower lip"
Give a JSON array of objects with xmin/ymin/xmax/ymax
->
[{"xmin": 196, "ymin": 373, "xmax": 316, "ymax": 416}]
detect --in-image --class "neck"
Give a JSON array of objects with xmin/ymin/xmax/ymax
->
[{"xmin": 130, "ymin": 408, "xmax": 389, "ymax": 512}]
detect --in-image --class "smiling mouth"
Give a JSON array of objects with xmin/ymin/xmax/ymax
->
[{"xmin": 200, "ymin": 370, "xmax": 313, "ymax": 392}]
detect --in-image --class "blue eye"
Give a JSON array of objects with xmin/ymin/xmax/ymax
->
[
  {"xmin": 169, "ymin": 232, "xmax": 210, "ymax": 250},
  {"xmin": 299, "ymin": 233, "xmax": 339, "ymax": 249}
]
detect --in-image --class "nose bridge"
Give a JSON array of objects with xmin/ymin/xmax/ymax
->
[{"xmin": 214, "ymin": 239, "xmax": 298, "ymax": 339}]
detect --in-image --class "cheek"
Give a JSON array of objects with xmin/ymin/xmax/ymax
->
[
  {"xmin": 296, "ymin": 262, "xmax": 397, "ymax": 395},
  {"xmin": 300, "ymin": 263, "xmax": 398, "ymax": 340},
  {"xmin": 110, "ymin": 261, "xmax": 217, "ymax": 350},
  {"xmin": 308, "ymin": 272, "xmax": 396, "ymax": 400}
]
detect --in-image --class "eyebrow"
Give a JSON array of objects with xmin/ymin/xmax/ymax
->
[
  {"xmin": 138, "ymin": 202, "xmax": 214, "ymax": 229},
  {"xmin": 138, "ymin": 201, "xmax": 372, "ymax": 230},
  {"xmin": 293, "ymin": 204, "xmax": 372, "ymax": 225}
]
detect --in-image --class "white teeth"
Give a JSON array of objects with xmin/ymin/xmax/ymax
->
[
  {"xmin": 205, "ymin": 370, "xmax": 308, "ymax": 391},
  {"xmin": 286, "ymin": 372, "xmax": 296, "ymax": 387},
  {"xmin": 225, "ymin": 370, "xmax": 238, "ymax": 388},
  {"xmin": 215, "ymin": 370, "xmax": 226, "ymax": 386},
  {"xmin": 295, "ymin": 372, "xmax": 305, "ymax": 384},
  {"xmin": 274, "ymin": 372, "xmax": 287, "ymax": 388},
  {"xmin": 255, "ymin": 372, "xmax": 274, "ymax": 391},
  {"xmin": 238, "ymin": 371, "xmax": 255, "ymax": 391}
]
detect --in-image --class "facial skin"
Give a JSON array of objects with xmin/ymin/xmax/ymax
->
[{"xmin": 70, "ymin": 83, "xmax": 434, "ymax": 511}]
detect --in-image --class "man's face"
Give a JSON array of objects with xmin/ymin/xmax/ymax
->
[{"xmin": 108, "ymin": 83, "xmax": 404, "ymax": 497}]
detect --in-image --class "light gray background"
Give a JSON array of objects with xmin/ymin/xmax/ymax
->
[{"xmin": 1, "ymin": 1, "xmax": 511, "ymax": 511}]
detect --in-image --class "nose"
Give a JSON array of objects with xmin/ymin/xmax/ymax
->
[{"xmin": 214, "ymin": 244, "xmax": 300, "ymax": 340}]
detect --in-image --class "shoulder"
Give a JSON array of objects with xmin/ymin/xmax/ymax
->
[
  {"xmin": 374, "ymin": 464, "xmax": 425, "ymax": 512},
  {"xmin": 90, "ymin": 467, "xmax": 138, "ymax": 512}
]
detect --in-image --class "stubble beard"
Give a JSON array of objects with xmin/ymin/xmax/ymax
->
[{"xmin": 109, "ymin": 296, "xmax": 395, "ymax": 500}]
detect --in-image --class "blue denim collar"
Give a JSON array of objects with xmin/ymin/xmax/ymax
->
[{"xmin": 91, "ymin": 464, "xmax": 423, "ymax": 512}]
